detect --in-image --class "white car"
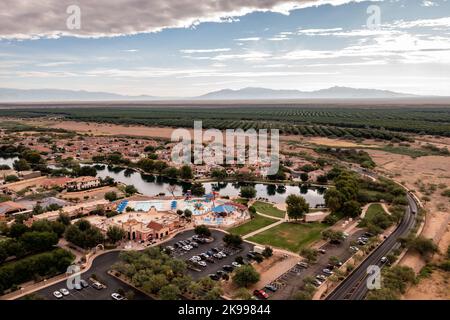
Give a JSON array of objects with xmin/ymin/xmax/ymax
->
[
  {"xmin": 381, "ymin": 257, "xmax": 388, "ymax": 263},
  {"xmin": 218, "ymin": 252, "xmax": 227, "ymax": 258},
  {"xmin": 182, "ymin": 245, "xmax": 191, "ymax": 251},
  {"xmin": 192, "ymin": 255, "xmax": 202, "ymax": 261},
  {"xmin": 197, "ymin": 261, "xmax": 207, "ymax": 267},
  {"xmin": 111, "ymin": 293, "xmax": 125, "ymax": 300},
  {"xmin": 53, "ymin": 291, "xmax": 63, "ymax": 299},
  {"xmin": 231, "ymin": 262, "xmax": 241, "ymax": 268},
  {"xmin": 60, "ymin": 288, "xmax": 69, "ymax": 296}
]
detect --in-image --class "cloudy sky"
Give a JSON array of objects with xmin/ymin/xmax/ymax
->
[{"xmin": 1, "ymin": 0, "xmax": 450, "ymax": 97}]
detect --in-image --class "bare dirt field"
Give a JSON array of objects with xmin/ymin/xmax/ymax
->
[
  {"xmin": 367, "ymin": 149, "xmax": 450, "ymax": 299},
  {"xmin": 24, "ymin": 119, "xmax": 188, "ymax": 139}
]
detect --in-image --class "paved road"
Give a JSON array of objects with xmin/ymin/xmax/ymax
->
[
  {"xmin": 33, "ymin": 251, "xmax": 150, "ymax": 300},
  {"xmin": 326, "ymin": 193, "xmax": 417, "ymax": 300},
  {"xmin": 269, "ymin": 229, "xmax": 366, "ymax": 300}
]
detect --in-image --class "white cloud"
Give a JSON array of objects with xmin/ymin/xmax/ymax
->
[
  {"xmin": 0, "ymin": 0, "xmax": 373, "ymax": 40},
  {"xmin": 180, "ymin": 48, "xmax": 231, "ymax": 53},
  {"xmin": 234, "ymin": 37, "xmax": 261, "ymax": 42}
]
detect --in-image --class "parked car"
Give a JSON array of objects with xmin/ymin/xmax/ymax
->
[
  {"xmin": 316, "ymin": 275, "xmax": 326, "ymax": 281},
  {"xmin": 323, "ymin": 268, "xmax": 334, "ymax": 276},
  {"xmin": 211, "ymin": 248, "xmax": 220, "ymax": 253},
  {"xmin": 60, "ymin": 288, "xmax": 69, "ymax": 296},
  {"xmin": 74, "ymin": 283, "xmax": 82, "ymax": 290},
  {"xmin": 191, "ymin": 242, "xmax": 199, "ymax": 248},
  {"xmin": 209, "ymin": 274, "xmax": 220, "ymax": 281},
  {"xmin": 206, "ymin": 257, "xmax": 215, "ymax": 263},
  {"xmin": 253, "ymin": 289, "xmax": 269, "ymax": 299},
  {"xmin": 223, "ymin": 265, "xmax": 234, "ymax": 272},
  {"xmin": 197, "ymin": 261, "xmax": 207, "ymax": 267},
  {"xmin": 381, "ymin": 256, "xmax": 388, "ymax": 264},
  {"xmin": 297, "ymin": 261, "xmax": 309, "ymax": 268},
  {"xmin": 92, "ymin": 282, "xmax": 103, "ymax": 290},
  {"xmin": 231, "ymin": 262, "xmax": 241, "ymax": 268},
  {"xmin": 111, "ymin": 293, "xmax": 125, "ymax": 301},
  {"xmin": 246, "ymin": 253, "xmax": 256, "ymax": 259},
  {"xmin": 218, "ymin": 251, "xmax": 227, "ymax": 258},
  {"xmin": 80, "ymin": 279, "xmax": 89, "ymax": 288},
  {"xmin": 313, "ymin": 279, "xmax": 323, "ymax": 287},
  {"xmin": 319, "ymin": 249, "xmax": 326, "ymax": 254},
  {"xmin": 53, "ymin": 291, "xmax": 63, "ymax": 299},
  {"xmin": 264, "ymin": 284, "xmax": 277, "ymax": 292},
  {"xmin": 214, "ymin": 253, "xmax": 223, "ymax": 259}
]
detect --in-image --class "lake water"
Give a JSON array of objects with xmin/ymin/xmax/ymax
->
[
  {"xmin": 0, "ymin": 157, "xmax": 325, "ymax": 206},
  {"xmin": 93, "ymin": 165, "xmax": 326, "ymax": 206},
  {"xmin": 0, "ymin": 156, "xmax": 18, "ymax": 168}
]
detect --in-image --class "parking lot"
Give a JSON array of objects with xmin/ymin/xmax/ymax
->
[
  {"xmin": 268, "ymin": 229, "xmax": 367, "ymax": 299},
  {"xmin": 33, "ymin": 251, "xmax": 150, "ymax": 300},
  {"xmin": 163, "ymin": 229, "xmax": 254, "ymax": 280}
]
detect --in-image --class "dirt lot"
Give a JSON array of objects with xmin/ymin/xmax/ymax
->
[{"xmin": 59, "ymin": 186, "xmax": 123, "ymax": 201}]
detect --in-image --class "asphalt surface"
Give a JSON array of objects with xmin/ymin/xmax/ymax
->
[
  {"xmin": 326, "ymin": 193, "xmax": 417, "ymax": 300},
  {"xmin": 162, "ymin": 229, "xmax": 253, "ymax": 280},
  {"xmin": 268, "ymin": 229, "xmax": 366, "ymax": 300},
  {"xmin": 33, "ymin": 251, "xmax": 150, "ymax": 300},
  {"xmin": 31, "ymin": 229, "xmax": 253, "ymax": 300}
]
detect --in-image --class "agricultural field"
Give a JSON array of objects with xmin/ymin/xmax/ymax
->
[
  {"xmin": 247, "ymin": 222, "xmax": 327, "ymax": 252},
  {"xmin": 2, "ymin": 105, "xmax": 450, "ymax": 140}
]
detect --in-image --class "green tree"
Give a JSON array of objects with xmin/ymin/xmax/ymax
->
[
  {"xmin": 223, "ymin": 233, "xmax": 243, "ymax": 247},
  {"xmin": 124, "ymin": 184, "xmax": 138, "ymax": 196},
  {"xmin": 179, "ymin": 165, "xmax": 193, "ymax": 180},
  {"xmin": 285, "ymin": 194, "xmax": 309, "ymax": 221},
  {"xmin": 300, "ymin": 248, "xmax": 318, "ymax": 263},
  {"xmin": 232, "ymin": 265, "xmax": 260, "ymax": 287},
  {"xmin": 13, "ymin": 159, "xmax": 30, "ymax": 171},
  {"xmin": 194, "ymin": 225, "xmax": 211, "ymax": 237},
  {"xmin": 190, "ymin": 182, "xmax": 205, "ymax": 196},
  {"xmin": 300, "ymin": 172, "xmax": 309, "ymax": 182},
  {"xmin": 104, "ymin": 191, "xmax": 118, "ymax": 202},
  {"xmin": 158, "ymin": 284, "xmax": 181, "ymax": 300},
  {"xmin": 107, "ymin": 226, "xmax": 126, "ymax": 244},
  {"xmin": 240, "ymin": 186, "xmax": 256, "ymax": 199}
]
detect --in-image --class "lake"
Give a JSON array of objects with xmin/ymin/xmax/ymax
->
[{"xmin": 93, "ymin": 165, "xmax": 326, "ymax": 206}]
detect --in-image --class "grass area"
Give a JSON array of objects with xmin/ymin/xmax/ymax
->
[
  {"xmin": 228, "ymin": 214, "xmax": 278, "ymax": 236},
  {"xmin": 234, "ymin": 198, "xmax": 249, "ymax": 206},
  {"xmin": 248, "ymin": 222, "xmax": 327, "ymax": 252},
  {"xmin": 252, "ymin": 201, "xmax": 285, "ymax": 218},
  {"xmin": 364, "ymin": 203, "xmax": 387, "ymax": 220}
]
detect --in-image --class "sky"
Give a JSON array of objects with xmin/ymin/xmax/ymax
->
[{"xmin": 1, "ymin": 0, "xmax": 450, "ymax": 97}]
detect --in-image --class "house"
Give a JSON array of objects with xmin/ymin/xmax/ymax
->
[
  {"xmin": 66, "ymin": 176, "xmax": 101, "ymax": 191},
  {"xmin": 0, "ymin": 201, "xmax": 28, "ymax": 216}
]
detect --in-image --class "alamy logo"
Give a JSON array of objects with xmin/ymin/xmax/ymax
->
[
  {"xmin": 366, "ymin": 265, "xmax": 381, "ymax": 290},
  {"xmin": 171, "ymin": 121, "xmax": 280, "ymax": 175},
  {"xmin": 66, "ymin": 264, "xmax": 81, "ymax": 289},
  {"xmin": 66, "ymin": 5, "xmax": 81, "ymax": 30}
]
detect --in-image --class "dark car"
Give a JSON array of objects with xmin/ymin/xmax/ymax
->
[
  {"xmin": 246, "ymin": 253, "xmax": 256, "ymax": 259},
  {"xmin": 209, "ymin": 274, "xmax": 220, "ymax": 281},
  {"xmin": 223, "ymin": 265, "xmax": 234, "ymax": 272}
]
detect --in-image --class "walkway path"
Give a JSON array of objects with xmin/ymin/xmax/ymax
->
[{"xmin": 242, "ymin": 218, "xmax": 284, "ymax": 239}]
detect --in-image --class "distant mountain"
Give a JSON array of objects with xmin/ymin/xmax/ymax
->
[
  {"xmin": 0, "ymin": 86, "xmax": 419, "ymax": 102},
  {"xmin": 195, "ymin": 86, "xmax": 418, "ymax": 100},
  {"xmin": 0, "ymin": 88, "xmax": 157, "ymax": 102}
]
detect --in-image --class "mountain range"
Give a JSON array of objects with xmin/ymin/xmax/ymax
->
[{"xmin": 0, "ymin": 86, "xmax": 420, "ymax": 102}]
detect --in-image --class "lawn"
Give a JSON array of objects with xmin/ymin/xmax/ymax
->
[
  {"xmin": 364, "ymin": 203, "xmax": 387, "ymax": 220},
  {"xmin": 247, "ymin": 222, "xmax": 327, "ymax": 252},
  {"xmin": 228, "ymin": 214, "xmax": 278, "ymax": 236},
  {"xmin": 252, "ymin": 201, "xmax": 285, "ymax": 218}
]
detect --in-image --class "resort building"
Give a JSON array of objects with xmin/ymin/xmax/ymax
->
[{"xmin": 66, "ymin": 176, "xmax": 101, "ymax": 191}]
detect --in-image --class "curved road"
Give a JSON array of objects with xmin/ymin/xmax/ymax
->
[{"xmin": 326, "ymin": 193, "xmax": 417, "ymax": 300}]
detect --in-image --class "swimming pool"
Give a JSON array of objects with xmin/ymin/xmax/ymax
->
[{"xmin": 133, "ymin": 201, "xmax": 164, "ymax": 212}]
